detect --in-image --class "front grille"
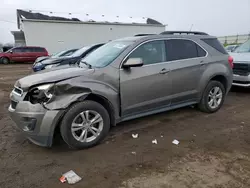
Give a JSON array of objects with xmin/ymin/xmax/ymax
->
[
  {"xmin": 13, "ymin": 87, "xmax": 23, "ymax": 96},
  {"xmin": 11, "ymin": 100, "xmax": 18, "ymax": 109},
  {"xmin": 233, "ymin": 63, "xmax": 250, "ymax": 75}
]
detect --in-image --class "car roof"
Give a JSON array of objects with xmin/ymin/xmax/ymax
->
[
  {"xmin": 115, "ymin": 32, "xmax": 216, "ymax": 43},
  {"xmin": 14, "ymin": 46, "xmax": 46, "ymax": 48}
]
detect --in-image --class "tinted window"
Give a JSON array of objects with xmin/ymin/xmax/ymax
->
[
  {"xmin": 166, "ymin": 39, "xmax": 203, "ymax": 61},
  {"xmin": 201, "ymin": 38, "xmax": 227, "ymax": 54},
  {"xmin": 13, "ymin": 48, "xmax": 25, "ymax": 53},
  {"xmin": 197, "ymin": 45, "xmax": 206, "ymax": 57},
  {"xmin": 31, "ymin": 47, "xmax": 46, "ymax": 52},
  {"xmin": 129, "ymin": 40, "xmax": 165, "ymax": 65}
]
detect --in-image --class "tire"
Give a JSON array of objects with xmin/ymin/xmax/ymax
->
[
  {"xmin": 198, "ymin": 81, "xmax": 226, "ymax": 113},
  {"xmin": 60, "ymin": 100, "xmax": 110, "ymax": 149},
  {"xmin": 1, "ymin": 57, "xmax": 9, "ymax": 64}
]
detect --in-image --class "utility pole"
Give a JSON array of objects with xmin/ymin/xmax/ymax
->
[{"xmin": 189, "ymin": 24, "xmax": 194, "ymax": 31}]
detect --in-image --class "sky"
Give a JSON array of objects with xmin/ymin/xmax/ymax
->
[{"xmin": 0, "ymin": 0, "xmax": 250, "ymax": 44}]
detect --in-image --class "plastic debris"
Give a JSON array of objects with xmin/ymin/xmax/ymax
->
[
  {"xmin": 193, "ymin": 134, "xmax": 197, "ymax": 137},
  {"xmin": 161, "ymin": 135, "xmax": 164, "ymax": 138},
  {"xmin": 172, "ymin": 139, "xmax": 179, "ymax": 145},
  {"xmin": 131, "ymin": 151, "xmax": 136, "ymax": 155},
  {"xmin": 132, "ymin": 134, "xmax": 138, "ymax": 139},
  {"xmin": 60, "ymin": 170, "xmax": 82, "ymax": 184},
  {"xmin": 152, "ymin": 139, "xmax": 158, "ymax": 144}
]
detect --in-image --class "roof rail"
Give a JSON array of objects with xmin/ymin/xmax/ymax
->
[
  {"xmin": 160, "ymin": 31, "xmax": 208, "ymax": 35},
  {"xmin": 134, "ymin": 34, "xmax": 155, "ymax": 36}
]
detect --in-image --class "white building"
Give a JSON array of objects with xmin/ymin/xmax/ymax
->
[{"xmin": 12, "ymin": 9, "xmax": 166, "ymax": 54}]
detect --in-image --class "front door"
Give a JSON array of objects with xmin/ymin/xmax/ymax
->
[
  {"xmin": 164, "ymin": 39, "xmax": 208, "ymax": 105},
  {"xmin": 11, "ymin": 47, "xmax": 25, "ymax": 62},
  {"xmin": 120, "ymin": 40, "xmax": 172, "ymax": 117}
]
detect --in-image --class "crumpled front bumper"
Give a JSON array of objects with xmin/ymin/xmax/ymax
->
[{"xmin": 8, "ymin": 92, "xmax": 64, "ymax": 147}]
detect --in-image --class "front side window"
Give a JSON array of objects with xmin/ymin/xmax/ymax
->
[
  {"xmin": 128, "ymin": 40, "xmax": 166, "ymax": 65},
  {"xmin": 12, "ymin": 48, "xmax": 24, "ymax": 53},
  {"xmin": 234, "ymin": 39, "xmax": 250, "ymax": 53},
  {"xmin": 165, "ymin": 39, "xmax": 205, "ymax": 61},
  {"xmin": 80, "ymin": 40, "xmax": 133, "ymax": 68}
]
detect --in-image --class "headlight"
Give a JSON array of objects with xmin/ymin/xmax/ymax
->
[
  {"xmin": 34, "ymin": 62, "xmax": 42, "ymax": 67},
  {"xmin": 45, "ymin": 63, "xmax": 60, "ymax": 69},
  {"xmin": 28, "ymin": 84, "xmax": 55, "ymax": 104}
]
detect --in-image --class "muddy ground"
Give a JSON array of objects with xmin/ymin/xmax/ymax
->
[{"xmin": 1, "ymin": 64, "xmax": 250, "ymax": 188}]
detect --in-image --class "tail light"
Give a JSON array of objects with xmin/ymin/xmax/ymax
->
[{"xmin": 228, "ymin": 56, "xmax": 234, "ymax": 68}]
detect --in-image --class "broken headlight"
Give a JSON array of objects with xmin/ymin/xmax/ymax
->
[{"xmin": 28, "ymin": 84, "xmax": 55, "ymax": 104}]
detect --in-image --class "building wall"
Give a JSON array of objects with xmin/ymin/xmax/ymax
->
[{"xmin": 22, "ymin": 20, "xmax": 165, "ymax": 54}]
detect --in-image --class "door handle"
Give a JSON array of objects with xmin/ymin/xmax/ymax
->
[
  {"xmin": 200, "ymin": 60, "xmax": 205, "ymax": 65},
  {"xmin": 159, "ymin": 68, "xmax": 170, "ymax": 74}
]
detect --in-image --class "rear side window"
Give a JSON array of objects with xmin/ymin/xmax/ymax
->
[
  {"xmin": 165, "ymin": 39, "xmax": 206, "ymax": 61},
  {"xmin": 201, "ymin": 38, "xmax": 227, "ymax": 54},
  {"xmin": 30, "ymin": 47, "xmax": 46, "ymax": 52}
]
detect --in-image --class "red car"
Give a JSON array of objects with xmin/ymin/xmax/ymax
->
[{"xmin": 0, "ymin": 46, "xmax": 48, "ymax": 64}]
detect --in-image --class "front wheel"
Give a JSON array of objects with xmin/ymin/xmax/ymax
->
[
  {"xmin": 60, "ymin": 101, "xmax": 110, "ymax": 149},
  {"xmin": 198, "ymin": 81, "xmax": 226, "ymax": 113},
  {"xmin": 1, "ymin": 57, "xmax": 9, "ymax": 64}
]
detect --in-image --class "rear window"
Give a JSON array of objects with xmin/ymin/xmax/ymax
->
[{"xmin": 201, "ymin": 38, "xmax": 227, "ymax": 54}]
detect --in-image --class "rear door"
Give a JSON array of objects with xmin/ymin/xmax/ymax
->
[{"xmin": 164, "ymin": 39, "xmax": 208, "ymax": 105}]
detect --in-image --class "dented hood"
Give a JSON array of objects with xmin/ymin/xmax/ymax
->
[{"xmin": 16, "ymin": 66, "xmax": 94, "ymax": 89}]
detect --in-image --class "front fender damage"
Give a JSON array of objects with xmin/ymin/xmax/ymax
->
[{"xmin": 43, "ymin": 83, "xmax": 91, "ymax": 110}]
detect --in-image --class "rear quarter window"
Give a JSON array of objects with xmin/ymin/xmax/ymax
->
[{"xmin": 201, "ymin": 38, "xmax": 227, "ymax": 54}]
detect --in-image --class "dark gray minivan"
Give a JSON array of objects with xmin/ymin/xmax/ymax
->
[{"xmin": 9, "ymin": 31, "xmax": 233, "ymax": 149}]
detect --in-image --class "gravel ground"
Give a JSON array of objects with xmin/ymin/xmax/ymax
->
[{"xmin": 1, "ymin": 64, "xmax": 250, "ymax": 188}]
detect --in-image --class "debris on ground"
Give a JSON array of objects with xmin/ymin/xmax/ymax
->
[
  {"xmin": 161, "ymin": 135, "xmax": 164, "ymax": 138},
  {"xmin": 172, "ymin": 139, "xmax": 179, "ymax": 145},
  {"xmin": 131, "ymin": 151, "xmax": 136, "ymax": 155},
  {"xmin": 241, "ymin": 122, "xmax": 245, "ymax": 124},
  {"xmin": 60, "ymin": 170, "xmax": 82, "ymax": 184},
  {"xmin": 132, "ymin": 134, "xmax": 138, "ymax": 139},
  {"xmin": 152, "ymin": 139, "xmax": 158, "ymax": 144},
  {"xmin": 193, "ymin": 134, "xmax": 197, "ymax": 137}
]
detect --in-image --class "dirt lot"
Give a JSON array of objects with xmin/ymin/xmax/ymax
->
[{"xmin": 1, "ymin": 64, "xmax": 250, "ymax": 188}]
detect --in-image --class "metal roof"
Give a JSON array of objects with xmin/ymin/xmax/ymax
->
[{"xmin": 17, "ymin": 9, "xmax": 163, "ymax": 28}]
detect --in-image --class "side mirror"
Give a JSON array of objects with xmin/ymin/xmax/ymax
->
[
  {"xmin": 9, "ymin": 50, "xmax": 13, "ymax": 54},
  {"xmin": 123, "ymin": 58, "xmax": 143, "ymax": 68}
]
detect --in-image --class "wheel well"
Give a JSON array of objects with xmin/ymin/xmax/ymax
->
[
  {"xmin": 84, "ymin": 94, "xmax": 116, "ymax": 127},
  {"xmin": 52, "ymin": 93, "xmax": 116, "ymax": 145},
  {"xmin": 210, "ymin": 75, "xmax": 228, "ymax": 90}
]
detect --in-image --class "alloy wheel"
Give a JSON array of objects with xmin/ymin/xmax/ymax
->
[{"xmin": 71, "ymin": 110, "xmax": 103, "ymax": 143}]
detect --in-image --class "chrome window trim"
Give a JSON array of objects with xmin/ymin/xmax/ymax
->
[{"xmin": 120, "ymin": 38, "xmax": 208, "ymax": 69}]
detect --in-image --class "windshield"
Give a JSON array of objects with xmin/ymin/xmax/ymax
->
[
  {"xmin": 80, "ymin": 41, "xmax": 133, "ymax": 68},
  {"xmin": 52, "ymin": 50, "xmax": 67, "ymax": 58},
  {"xmin": 234, "ymin": 40, "xmax": 250, "ymax": 53},
  {"xmin": 70, "ymin": 46, "xmax": 91, "ymax": 57}
]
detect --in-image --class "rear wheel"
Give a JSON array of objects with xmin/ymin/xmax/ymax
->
[
  {"xmin": 60, "ymin": 101, "xmax": 110, "ymax": 149},
  {"xmin": 198, "ymin": 81, "xmax": 226, "ymax": 113},
  {"xmin": 1, "ymin": 57, "xmax": 9, "ymax": 64}
]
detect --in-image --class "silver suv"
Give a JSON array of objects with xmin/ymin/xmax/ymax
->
[
  {"xmin": 9, "ymin": 31, "xmax": 233, "ymax": 149},
  {"xmin": 229, "ymin": 39, "xmax": 250, "ymax": 87}
]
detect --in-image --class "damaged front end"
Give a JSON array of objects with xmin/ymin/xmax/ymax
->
[
  {"xmin": 9, "ymin": 79, "xmax": 92, "ymax": 147},
  {"xmin": 25, "ymin": 82, "xmax": 91, "ymax": 110}
]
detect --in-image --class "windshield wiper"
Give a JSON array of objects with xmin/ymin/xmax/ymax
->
[{"xmin": 80, "ymin": 61, "xmax": 92, "ymax": 69}]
